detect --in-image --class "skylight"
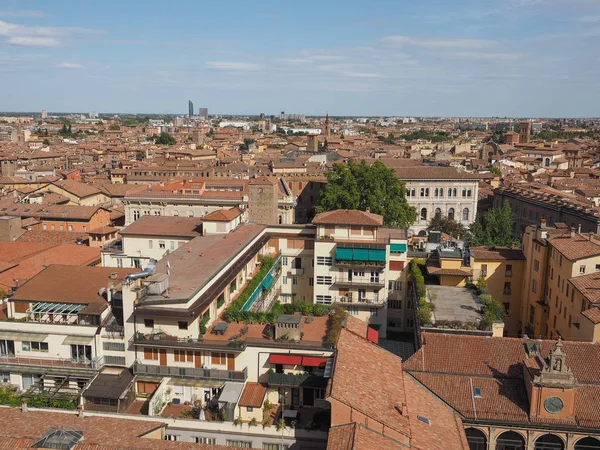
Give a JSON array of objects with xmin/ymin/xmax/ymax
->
[{"xmin": 474, "ymin": 387, "xmax": 482, "ymax": 398}]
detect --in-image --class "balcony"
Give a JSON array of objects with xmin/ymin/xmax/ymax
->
[
  {"xmin": 288, "ymin": 267, "xmax": 304, "ymax": 275},
  {"xmin": 336, "ymin": 260, "xmax": 385, "ymax": 270},
  {"xmin": 334, "ymin": 296, "xmax": 384, "ymax": 306},
  {"xmin": 268, "ymin": 372, "xmax": 328, "ymax": 388},
  {"xmin": 131, "ymin": 332, "xmax": 247, "ymax": 352},
  {"xmin": 133, "ymin": 362, "xmax": 247, "ymax": 382},
  {"xmin": 334, "ymin": 275, "xmax": 385, "ymax": 287},
  {"xmin": 0, "ymin": 355, "xmax": 101, "ymax": 373}
]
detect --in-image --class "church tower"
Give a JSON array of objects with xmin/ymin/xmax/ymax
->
[{"xmin": 323, "ymin": 114, "xmax": 331, "ymax": 139}]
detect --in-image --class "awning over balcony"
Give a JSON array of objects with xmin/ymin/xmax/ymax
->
[
  {"xmin": 218, "ymin": 381, "xmax": 245, "ymax": 405},
  {"xmin": 0, "ymin": 331, "xmax": 48, "ymax": 341},
  {"xmin": 301, "ymin": 356, "xmax": 328, "ymax": 367},
  {"xmin": 336, "ymin": 246, "xmax": 387, "ymax": 262},
  {"xmin": 336, "ymin": 247, "xmax": 353, "ymax": 260},
  {"xmin": 269, "ymin": 354, "xmax": 303, "ymax": 365},
  {"xmin": 390, "ymin": 243, "xmax": 407, "ymax": 253},
  {"xmin": 62, "ymin": 335, "xmax": 93, "ymax": 345},
  {"xmin": 369, "ymin": 249, "xmax": 386, "ymax": 261},
  {"xmin": 263, "ymin": 273, "xmax": 274, "ymax": 290}
]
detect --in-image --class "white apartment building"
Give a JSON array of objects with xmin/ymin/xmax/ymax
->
[{"xmin": 396, "ymin": 166, "xmax": 481, "ymax": 235}]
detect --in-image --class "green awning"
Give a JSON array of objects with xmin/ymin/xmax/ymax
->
[
  {"xmin": 336, "ymin": 247, "xmax": 353, "ymax": 260},
  {"xmin": 390, "ymin": 243, "xmax": 407, "ymax": 253},
  {"xmin": 369, "ymin": 249, "xmax": 386, "ymax": 262},
  {"xmin": 353, "ymin": 248, "xmax": 369, "ymax": 261},
  {"xmin": 263, "ymin": 273, "xmax": 274, "ymax": 290}
]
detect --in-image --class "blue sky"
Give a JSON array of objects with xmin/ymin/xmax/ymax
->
[{"xmin": 1, "ymin": 0, "xmax": 599, "ymax": 117}]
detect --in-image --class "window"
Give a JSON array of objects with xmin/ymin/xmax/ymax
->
[
  {"xmin": 434, "ymin": 188, "xmax": 439, "ymax": 197},
  {"xmin": 0, "ymin": 372, "xmax": 9, "ymax": 382},
  {"xmin": 369, "ymin": 308, "xmax": 378, "ymax": 317},
  {"xmin": 462, "ymin": 208, "xmax": 469, "ymax": 221},
  {"xmin": 83, "ymin": 226, "xmax": 87, "ymax": 232},
  {"xmin": 143, "ymin": 348, "xmax": 159, "ymax": 361},
  {"xmin": 60, "ymin": 225, "xmax": 64, "ymax": 231},
  {"xmin": 159, "ymin": 241, "xmax": 166, "ymax": 249},
  {"xmin": 387, "ymin": 299, "xmax": 402, "ymax": 309},
  {"xmin": 420, "ymin": 208, "xmax": 427, "ymax": 221},
  {"xmin": 148, "ymin": 240, "xmax": 153, "ymax": 249},
  {"xmin": 144, "ymin": 319, "xmax": 154, "ymax": 328},
  {"xmin": 448, "ymin": 208, "xmax": 455, "ymax": 221},
  {"xmin": 282, "ymin": 276, "xmax": 288, "ymax": 285},
  {"xmin": 174, "ymin": 350, "xmax": 193, "ymax": 362},
  {"xmin": 462, "ymin": 188, "xmax": 467, "ymax": 197},
  {"xmin": 71, "ymin": 344, "xmax": 92, "ymax": 363},
  {"xmin": 193, "ymin": 437, "xmax": 216, "ymax": 444},
  {"xmin": 226, "ymin": 440, "xmax": 251, "ymax": 448},
  {"xmin": 22, "ymin": 341, "xmax": 49, "ymax": 352},
  {"xmin": 317, "ymin": 256, "xmax": 333, "ymax": 265},
  {"xmin": 308, "ymin": 277, "xmax": 314, "ymax": 286},
  {"xmin": 532, "ymin": 279, "xmax": 538, "ymax": 293},
  {"xmin": 103, "ymin": 342, "xmax": 125, "ymax": 352},
  {"xmin": 263, "ymin": 444, "xmax": 289, "ymax": 450},
  {"xmin": 388, "ymin": 281, "xmax": 402, "ymax": 291},
  {"xmin": 348, "ymin": 306, "xmax": 359, "ymax": 316},
  {"xmin": 316, "ymin": 276, "xmax": 332, "ymax": 285},
  {"xmin": 534, "ymin": 260, "xmax": 540, "ymax": 272},
  {"xmin": 504, "ymin": 282, "xmax": 511, "ymax": 295},
  {"xmin": 292, "ymin": 276, "xmax": 298, "ymax": 286},
  {"xmin": 165, "ymin": 435, "xmax": 181, "ymax": 441},
  {"xmin": 316, "ymin": 295, "xmax": 332, "ymax": 305},
  {"xmin": 439, "ymin": 188, "xmax": 444, "ymax": 197},
  {"xmin": 170, "ymin": 241, "xmax": 175, "ymax": 250},
  {"xmin": 178, "ymin": 321, "xmax": 188, "ymax": 330},
  {"xmin": 505, "ymin": 264, "xmax": 512, "ymax": 277},
  {"xmin": 580, "ymin": 265, "xmax": 586, "ymax": 274},
  {"xmin": 503, "ymin": 303, "xmax": 510, "ymax": 314},
  {"xmin": 282, "ymin": 257, "xmax": 288, "ymax": 266},
  {"xmin": 529, "ymin": 306, "xmax": 535, "ymax": 325}
]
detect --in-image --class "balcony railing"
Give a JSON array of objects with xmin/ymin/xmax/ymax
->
[
  {"xmin": 133, "ymin": 362, "xmax": 247, "ymax": 382},
  {"xmin": 131, "ymin": 333, "xmax": 247, "ymax": 351},
  {"xmin": 288, "ymin": 267, "xmax": 304, "ymax": 275},
  {"xmin": 0, "ymin": 355, "xmax": 99, "ymax": 370},
  {"xmin": 334, "ymin": 275, "xmax": 385, "ymax": 286},
  {"xmin": 333, "ymin": 296, "xmax": 384, "ymax": 305}
]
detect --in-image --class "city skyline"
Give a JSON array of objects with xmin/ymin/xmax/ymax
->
[{"xmin": 1, "ymin": 0, "xmax": 600, "ymax": 117}]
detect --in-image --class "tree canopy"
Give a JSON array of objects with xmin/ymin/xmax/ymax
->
[
  {"xmin": 108, "ymin": 123, "xmax": 121, "ymax": 131},
  {"xmin": 154, "ymin": 132, "xmax": 177, "ymax": 145},
  {"xmin": 42, "ymin": 139, "xmax": 51, "ymax": 146},
  {"xmin": 427, "ymin": 215, "xmax": 467, "ymax": 239},
  {"xmin": 467, "ymin": 200, "xmax": 518, "ymax": 247},
  {"xmin": 315, "ymin": 160, "xmax": 416, "ymax": 228}
]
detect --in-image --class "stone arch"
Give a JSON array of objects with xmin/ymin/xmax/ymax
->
[
  {"xmin": 465, "ymin": 427, "xmax": 487, "ymax": 450},
  {"xmin": 534, "ymin": 434, "xmax": 564, "ymax": 450},
  {"xmin": 575, "ymin": 437, "xmax": 600, "ymax": 450},
  {"xmin": 495, "ymin": 430, "xmax": 526, "ymax": 450}
]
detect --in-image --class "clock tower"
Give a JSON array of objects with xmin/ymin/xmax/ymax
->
[{"xmin": 525, "ymin": 339, "xmax": 578, "ymax": 420}]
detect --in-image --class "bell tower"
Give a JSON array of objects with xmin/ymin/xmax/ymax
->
[
  {"xmin": 323, "ymin": 113, "xmax": 331, "ymax": 139},
  {"xmin": 526, "ymin": 339, "xmax": 578, "ymax": 419}
]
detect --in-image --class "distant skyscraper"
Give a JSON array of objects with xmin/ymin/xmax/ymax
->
[
  {"xmin": 41, "ymin": 110, "xmax": 47, "ymax": 119},
  {"xmin": 188, "ymin": 101, "xmax": 194, "ymax": 119},
  {"xmin": 199, "ymin": 108, "xmax": 208, "ymax": 120}
]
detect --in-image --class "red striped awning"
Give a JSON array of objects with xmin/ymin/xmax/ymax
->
[
  {"xmin": 269, "ymin": 354, "xmax": 303, "ymax": 365},
  {"xmin": 302, "ymin": 356, "xmax": 328, "ymax": 367}
]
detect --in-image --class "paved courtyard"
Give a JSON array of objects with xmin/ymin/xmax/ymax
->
[{"xmin": 426, "ymin": 285, "xmax": 482, "ymax": 324}]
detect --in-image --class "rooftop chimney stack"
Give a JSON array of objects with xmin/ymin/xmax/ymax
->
[
  {"xmin": 540, "ymin": 218, "xmax": 547, "ymax": 229},
  {"xmin": 578, "ymin": 224, "xmax": 582, "ymax": 234},
  {"xmin": 570, "ymin": 227, "xmax": 575, "ymax": 238},
  {"xmin": 21, "ymin": 398, "xmax": 27, "ymax": 413}
]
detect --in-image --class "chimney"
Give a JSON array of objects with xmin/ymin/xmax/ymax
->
[
  {"xmin": 401, "ymin": 403, "xmax": 408, "ymax": 416},
  {"xmin": 78, "ymin": 404, "xmax": 85, "ymax": 418},
  {"xmin": 590, "ymin": 233, "xmax": 594, "ymax": 242},
  {"xmin": 578, "ymin": 224, "xmax": 582, "ymax": 234},
  {"xmin": 570, "ymin": 227, "xmax": 575, "ymax": 238},
  {"xmin": 540, "ymin": 218, "xmax": 547, "ymax": 229},
  {"xmin": 21, "ymin": 398, "xmax": 27, "ymax": 413}
]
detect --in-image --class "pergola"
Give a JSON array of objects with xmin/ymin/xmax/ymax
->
[{"xmin": 26, "ymin": 302, "xmax": 85, "ymax": 324}]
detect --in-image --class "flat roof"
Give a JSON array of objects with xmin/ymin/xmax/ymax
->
[
  {"xmin": 427, "ymin": 285, "xmax": 482, "ymax": 324},
  {"xmin": 120, "ymin": 215, "xmax": 203, "ymax": 238}
]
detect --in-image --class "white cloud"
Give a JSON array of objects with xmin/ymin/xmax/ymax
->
[
  {"xmin": 0, "ymin": 19, "xmax": 98, "ymax": 47},
  {"xmin": 0, "ymin": 10, "xmax": 47, "ymax": 18},
  {"xmin": 342, "ymin": 71, "xmax": 384, "ymax": 78},
  {"xmin": 205, "ymin": 61, "xmax": 262, "ymax": 71},
  {"xmin": 58, "ymin": 62, "xmax": 85, "ymax": 69},
  {"xmin": 381, "ymin": 35, "xmax": 497, "ymax": 49}
]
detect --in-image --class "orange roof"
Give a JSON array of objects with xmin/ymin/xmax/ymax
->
[
  {"xmin": 202, "ymin": 207, "xmax": 242, "ymax": 222},
  {"xmin": 238, "ymin": 382, "xmax": 267, "ymax": 408},
  {"xmin": 312, "ymin": 209, "xmax": 383, "ymax": 226}
]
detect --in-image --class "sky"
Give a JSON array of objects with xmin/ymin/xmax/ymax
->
[{"xmin": 0, "ymin": 0, "xmax": 599, "ymax": 117}]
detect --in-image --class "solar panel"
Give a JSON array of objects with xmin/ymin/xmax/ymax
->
[
  {"xmin": 417, "ymin": 415, "xmax": 431, "ymax": 425},
  {"xmin": 324, "ymin": 358, "xmax": 333, "ymax": 378}
]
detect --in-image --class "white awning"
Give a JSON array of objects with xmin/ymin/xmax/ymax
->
[
  {"xmin": 218, "ymin": 382, "xmax": 244, "ymax": 405},
  {"xmin": 62, "ymin": 335, "xmax": 93, "ymax": 345},
  {"xmin": 0, "ymin": 331, "xmax": 48, "ymax": 341}
]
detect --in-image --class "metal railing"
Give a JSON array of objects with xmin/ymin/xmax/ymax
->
[
  {"xmin": 334, "ymin": 275, "xmax": 385, "ymax": 286},
  {"xmin": 133, "ymin": 362, "xmax": 247, "ymax": 382},
  {"xmin": 131, "ymin": 333, "xmax": 247, "ymax": 351},
  {"xmin": 333, "ymin": 296, "xmax": 384, "ymax": 305},
  {"xmin": 0, "ymin": 355, "xmax": 97, "ymax": 369}
]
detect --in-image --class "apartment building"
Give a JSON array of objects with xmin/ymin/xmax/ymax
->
[
  {"xmin": 312, "ymin": 209, "xmax": 410, "ymax": 337},
  {"xmin": 122, "ymin": 177, "xmax": 295, "ymax": 226},
  {"xmin": 521, "ymin": 220, "xmax": 600, "ymax": 342},
  {"xmin": 395, "ymin": 166, "xmax": 481, "ymax": 235}
]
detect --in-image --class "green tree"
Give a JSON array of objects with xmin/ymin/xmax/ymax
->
[
  {"xmin": 488, "ymin": 166, "xmax": 502, "ymax": 177},
  {"xmin": 467, "ymin": 200, "xmax": 517, "ymax": 247},
  {"xmin": 316, "ymin": 160, "xmax": 416, "ymax": 228},
  {"xmin": 154, "ymin": 132, "xmax": 177, "ymax": 145},
  {"xmin": 427, "ymin": 215, "xmax": 467, "ymax": 239},
  {"xmin": 108, "ymin": 123, "xmax": 121, "ymax": 131},
  {"xmin": 42, "ymin": 139, "xmax": 51, "ymax": 146}
]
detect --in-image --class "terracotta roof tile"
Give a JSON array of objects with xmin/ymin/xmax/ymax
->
[
  {"xmin": 120, "ymin": 215, "xmax": 203, "ymax": 238},
  {"xmin": 203, "ymin": 207, "xmax": 242, "ymax": 222},
  {"xmin": 312, "ymin": 210, "xmax": 383, "ymax": 226},
  {"xmin": 470, "ymin": 246, "xmax": 526, "ymax": 261},
  {"xmin": 238, "ymin": 382, "xmax": 267, "ymax": 408}
]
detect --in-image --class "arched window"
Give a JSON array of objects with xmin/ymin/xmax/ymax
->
[
  {"xmin": 545, "ymin": 158, "xmax": 551, "ymax": 166},
  {"xmin": 467, "ymin": 188, "xmax": 472, "ymax": 197},
  {"xmin": 462, "ymin": 188, "xmax": 467, "ymax": 197},
  {"xmin": 496, "ymin": 431, "xmax": 525, "ymax": 450},
  {"xmin": 425, "ymin": 188, "xmax": 430, "ymax": 197},
  {"xmin": 465, "ymin": 428, "xmax": 487, "ymax": 450},
  {"xmin": 173, "ymin": 210, "xmax": 179, "ymax": 217},
  {"xmin": 453, "ymin": 188, "xmax": 457, "ymax": 197},
  {"xmin": 133, "ymin": 210, "xmax": 140, "ymax": 221},
  {"xmin": 420, "ymin": 208, "xmax": 427, "ymax": 221},
  {"xmin": 575, "ymin": 437, "xmax": 600, "ymax": 450},
  {"xmin": 448, "ymin": 208, "xmax": 455, "ymax": 221},
  {"xmin": 435, "ymin": 208, "xmax": 442, "ymax": 218},
  {"xmin": 434, "ymin": 188, "xmax": 439, "ymax": 197},
  {"xmin": 463, "ymin": 208, "xmax": 469, "ymax": 221},
  {"xmin": 440, "ymin": 188, "xmax": 444, "ymax": 197},
  {"xmin": 534, "ymin": 434, "xmax": 564, "ymax": 450},
  {"xmin": 187, "ymin": 210, "xmax": 194, "ymax": 218}
]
